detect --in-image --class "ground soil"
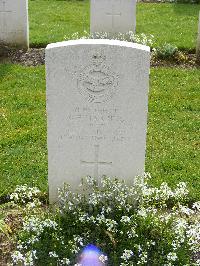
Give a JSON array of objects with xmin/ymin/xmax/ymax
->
[
  {"xmin": 0, "ymin": 211, "xmax": 22, "ymax": 266},
  {"xmin": 0, "ymin": 46, "xmax": 199, "ymax": 69},
  {"xmin": 0, "ymin": 46, "xmax": 45, "ymax": 66},
  {"xmin": 151, "ymin": 53, "xmax": 199, "ymax": 69}
]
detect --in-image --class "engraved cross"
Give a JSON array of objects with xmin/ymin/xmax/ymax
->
[
  {"xmin": 106, "ymin": 4, "xmax": 121, "ymax": 29},
  {"xmin": 0, "ymin": 0, "xmax": 12, "ymax": 33},
  {"xmin": 81, "ymin": 145, "xmax": 112, "ymax": 184}
]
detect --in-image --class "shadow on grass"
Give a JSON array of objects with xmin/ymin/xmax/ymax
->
[
  {"xmin": 0, "ymin": 63, "xmax": 15, "ymax": 80},
  {"xmin": 30, "ymin": 42, "xmax": 48, "ymax": 49},
  {"xmin": 172, "ymin": 3, "xmax": 200, "ymax": 16}
]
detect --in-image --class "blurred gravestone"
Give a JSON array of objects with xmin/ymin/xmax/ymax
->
[
  {"xmin": 0, "ymin": 0, "xmax": 29, "ymax": 48},
  {"xmin": 90, "ymin": 0, "xmax": 136, "ymax": 38}
]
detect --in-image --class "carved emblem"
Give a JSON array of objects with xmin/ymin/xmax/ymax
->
[{"xmin": 78, "ymin": 51, "xmax": 119, "ymax": 103}]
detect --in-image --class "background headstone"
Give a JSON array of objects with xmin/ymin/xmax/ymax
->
[
  {"xmin": 0, "ymin": 0, "xmax": 29, "ymax": 48},
  {"xmin": 196, "ymin": 11, "xmax": 200, "ymax": 62},
  {"xmin": 46, "ymin": 39, "xmax": 150, "ymax": 203},
  {"xmin": 90, "ymin": 0, "xmax": 136, "ymax": 37}
]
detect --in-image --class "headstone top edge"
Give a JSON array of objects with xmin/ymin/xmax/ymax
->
[{"xmin": 46, "ymin": 39, "xmax": 150, "ymax": 52}]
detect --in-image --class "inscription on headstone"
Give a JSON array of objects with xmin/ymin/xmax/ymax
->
[
  {"xmin": 46, "ymin": 39, "xmax": 150, "ymax": 203},
  {"xmin": 0, "ymin": 0, "xmax": 29, "ymax": 48},
  {"xmin": 81, "ymin": 144, "xmax": 112, "ymax": 183},
  {"xmin": 90, "ymin": 0, "xmax": 136, "ymax": 37},
  {"xmin": 78, "ymin": 51, "xmax": 119, "ymax": 103},
  {"xmin": 106, "ymin": 6, "xmax": 121, "ymax": 29}
]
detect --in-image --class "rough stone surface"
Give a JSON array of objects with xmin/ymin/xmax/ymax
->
[
  {"xmin": 0, "ymin": 0, "xmax": 29, "ymax": 48},
  {"xmin": 46, "ymin": 39, "xmax": 150, "ymax": 203},
  {"xmin": 90, "ymin": 0, "xmax": 136, "ymax": 37}
]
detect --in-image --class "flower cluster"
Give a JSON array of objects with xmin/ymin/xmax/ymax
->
[
  {"xmin": 64, "ymin": 30, "xmax": 154, "ymax": 47},
  {"xmin": 10, "ymin": 175, "xmax": 200, "ymax": 265},
  {"xmin": 10, "ymin": 184, "xmax": 41, "ymax": 211},
  {"xmin": 10, "ymin": 185, "xmax": 40, "ymax": 204}
]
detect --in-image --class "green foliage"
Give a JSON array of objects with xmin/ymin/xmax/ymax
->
[
  {"xmin": 153, "ymin": 43, "xmax": 178, "ymax": 59},
  {"xmin": 10, "ymin": 178, "xmax": 200, "ymax": 265},
  {"xmin": 152, "ymin": 43, "xmax": 189, "ymax": 63}
]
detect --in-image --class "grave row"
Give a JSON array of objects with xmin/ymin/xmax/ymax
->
[
  {"xmin": 1, "ymin": 0, "xmax": 199, "ymax": 203},
  {"xmin": 0, "ymin": 0, "xmax": 29, "ymax": 48},
  {"xmin": 0, "ymin": 0, "xmax": 137, "ymax": 48},
  {"xmin": 0, "ymin": 0, "xmax": 199, "ymax": 55}
]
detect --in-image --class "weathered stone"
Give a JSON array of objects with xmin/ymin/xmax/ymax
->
[
  {"xmin": 90, "ymin": 0, "xmax": 136, "ymax": 37},
  {"xmin": 46, "ymin": 39, "xmax": 150, "ymax": 203},
  {"xmin": 0, "ymin": 0, "xmax": 29, "ymax": 48}
]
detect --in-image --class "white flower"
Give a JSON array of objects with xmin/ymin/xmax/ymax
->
[
  {"xmin": 99, "ymin": 254, "xmax": 108, "ymax": 263},
  {"xmin": 74, "ymin": 235, "xmax": 84, "ymax": 246},
  {"xmin": 60, "ymin": 258, "xmax": 70, "ymax": 265},
  {"xmin": 105, "ymin": 218, "xmax": 118, "ymax": 233},
  {"xmin": 121, "ymin": 249, "xmax": 134, "ymax": 261},
  {"xmin": 138, "ymin": 251, "xmax": 148, "ymax": 264},
  {"xmin": 120, "ymin": 216, "xmax": 131, "ymax": 223},
  {"xmin": 11, "ymin": 251, "xmax": 25, "ymax": 263},
  {"xmin": 137, "ymin": 207, "xmax": 147, "ymax": 217},
  {"xmin": 24, "ymin": 250, "xmax": 37, "ymax": 265},
  {"xmin": 167, "ymin": 252, "xmax": 178, "ymax": 262},
  {"xmin": 85, "ymin": 176, "xmax": 96, "ymax": 186},
  {"xmin": 193, "ymin": 202, "xmax": 200, "ymax": 212},
  {"xmin": 179, "ymin": 205, "xmax": 194, "ymax": 216},
  {"xmin": 173, "ymin": 218, "xmax": 188, "ymax": 245},
  {"xmin": 49, "ymin": 251, "xmax": 58, "ymax": 258},
  {"xmin": 186, "ymin": 222, "xmax": 200, "ymax": 252},
  {"xmin": 127, "ymin": 227, "xmax": 138, "ymax": 238},
  {"xmin": 174, "ymin": 182, "xmax": 188, "ymax": 199},
  {"xmin": 194, "ymin": 259, "xmax": 200, "ymax": 266}
]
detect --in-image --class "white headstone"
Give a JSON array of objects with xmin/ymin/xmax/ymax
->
[
  {"xmin": 0, "ymin": 0, "xmax": 29, "ymax": 48},
  {"xmin": 90, "ymin": 0, "xmax": 136, "ymax": 37},
  {"xmin": 46, "ymin": 39, "xmax": 150, "ymax": 203},
  {"xmin": 196, "ymin": 12, "xmax": 200, "ymax": 61}
]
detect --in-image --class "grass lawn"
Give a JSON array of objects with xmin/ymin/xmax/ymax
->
[
  {"xmin": 29, "ymin": 0, "xmax": 200, "ymax": 50},
  {"xmin": 0, "ymin": 64, "xmax": 199, "ymax": 202},
  {"xmin": 0, "ymin": 65, "xmax": 48, "ymax": 199}
]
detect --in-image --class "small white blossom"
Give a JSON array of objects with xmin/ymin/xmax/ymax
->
[
  {"xmin": 193, "ymin": 202, "xmax": 200, "ymax": 212},
  {"xmin": 99, "ymin": 254, "xmax": 108, "ymax": 264},
  {"xmin": 167, "ymin": 252, "xmax": 178, "ymax": 262},
  {"xmin": 59, "ymin": 258, "xmax": 70, "ymax": 265},
  {"xmin": 11, "ymin": 251, "xmax": 25, "ymax": 263},
  {"xmin": 121, "ymin": 249, "xmax": 134, "ymax": 261},
  {"xmin": 120, "ymin": 216, "xmax": 131, "ymax": 223},
  {"xmin": 49, "ymin": 251, "xmax": 58, "ymax": 258}
]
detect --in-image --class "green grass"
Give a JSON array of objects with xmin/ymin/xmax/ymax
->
[
  {"xmin": 147, "ymin": 68, "xmax": 200, "ymax": 202},
  {"xmin": 0, "ymin": 65, "xmax": 48, "ymax": 198},
  {"xmin": 29, "ymin": 0, "xmax": 90, "ymax": 47},
  {"xmin": 137, "ymin": 4, "xmax": 200, "ymax": 51},
  {"xmin": 0, "ymin": 64, "xmax": 199, "ymax": 202},
  {"xmin": 29, "ymin": 0, "xmax": 200, "ymax": 50}
]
